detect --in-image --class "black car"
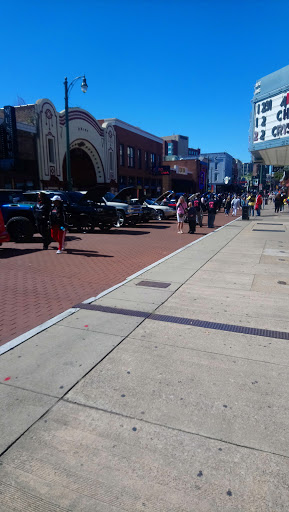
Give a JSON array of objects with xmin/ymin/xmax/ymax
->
[{"xmin": 1, "ymin": 189, "xmax": 118, "ymax": 242}]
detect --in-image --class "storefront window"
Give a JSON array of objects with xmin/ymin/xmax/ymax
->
[
  {"xmin": 138, "ymin": 149, "xmax": 142, "ymax": 169},
  {"xmin": 119, "ymin": 144, "xmax": 124, "ymax": 166},
  {"xmin": 127, "ymin": 147, "xmax": 135, "ymax": 168}
]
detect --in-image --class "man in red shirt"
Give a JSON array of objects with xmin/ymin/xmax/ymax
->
[{"xmin": 255, "ymin": 193, "xmax": 263, "ymax": 216}]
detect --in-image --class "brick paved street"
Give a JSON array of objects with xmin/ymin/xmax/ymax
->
[{"xmin": 0, "ymin": 211, "xmax": 236, "ymax": 346}]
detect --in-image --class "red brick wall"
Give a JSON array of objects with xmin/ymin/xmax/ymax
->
[
  {"xmin": 98, "ymin": 121, "xmax": 164, "ymax": 195},
  {"xmin": 162, "ymin": 159, "xmax": 202, "ymax": 193}
]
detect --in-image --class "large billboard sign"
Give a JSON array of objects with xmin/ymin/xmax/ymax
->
[{"xmin": 253, "ymin": 92, "xmax": 289, "ymax": 144}]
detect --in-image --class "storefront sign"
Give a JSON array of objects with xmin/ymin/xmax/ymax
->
[
  {"xmin": 199, "ymin": 169, "xmax": 205, "ymax": 190},
  {"xmin": 152, "ymin": 166, "xmax": 170, "ymax": 175},
  {"xmin": 174, "ymin": 165, "xmax": 188, "ymax": 175}
]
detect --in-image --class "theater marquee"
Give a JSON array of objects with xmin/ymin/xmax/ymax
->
[{"xmin": 253, "ymin": 91, "xmax": 289, "ymax": 144}]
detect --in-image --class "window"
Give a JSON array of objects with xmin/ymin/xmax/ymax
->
[
  {"xmin": 150, "ymin": 153, "xmax": 156, "ymax": 170},
  {"xmin": 127, "ymin": 146, "xmax": 135, "ymax": 168},
  {"xmin": 48, "ymin": 139, "xmax": 55, "ymax": 163},
  {"xmin": 145, "ymin": 151, "xmax": 149, "ymax": 169},
  {"xmin": 138, "ymin": 149, "xmax": 142, "ymax": 169},
  {"xmin": 109, "ymin": 151, "xmax": 113, "ymax": 172},
  {"xmin": 157, "ymin": 154, "xmax": 161, "ymax": 166},
  {"xmin": 214, "ymin": 172, "xmax": 218, "ymax": 182},
  {"xmin": 119, "ymin": 144, "xmax": 124, "ymax": 166},
  {"xmin": 119, "ymin": 175, "xmax": 127, "ymax": 188}
]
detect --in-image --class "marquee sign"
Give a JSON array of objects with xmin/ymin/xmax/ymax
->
[{"xmin": 253, "ymin": 92, "xmax": 289, "ymax": 144}]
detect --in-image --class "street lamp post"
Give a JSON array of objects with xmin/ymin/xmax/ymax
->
[{"xmin": 64, "ymin": 75, "xmax": 88, "ymax": 191}]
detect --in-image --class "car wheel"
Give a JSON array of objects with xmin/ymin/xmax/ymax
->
[
  {"xmin": 6, "ymin": 216, "xmax": 34, "ymax": 242},
  {"xmin": 156, "ymin": 210, "xmax": 164, "ymax": 220},
  {"xmin": 114, "ymin": 211, "xmax": 125, "ymax": 228}
]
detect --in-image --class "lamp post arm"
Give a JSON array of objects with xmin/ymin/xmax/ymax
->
[{"xmin": 67, "ymin": 75, "xmax": 85, "ymax": 96}]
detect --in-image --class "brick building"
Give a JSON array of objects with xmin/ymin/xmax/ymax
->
[
  {"xmin": 99, "ymin": 118, "xmax": 164, "ymax": 196},
  {"xmin": 161, "ymin": 158, "xmax": 206, "ymax": 195}
]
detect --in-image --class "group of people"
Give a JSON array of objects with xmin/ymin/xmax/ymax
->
[
  {"xmin": 176, "ymin": 193, "xmax": 218, "ymax": 234},
  {"xmin": 223, "ymin": 192, "xmax": 263, "ymax": 217},
  {"xmin": 34, "ymin": 192, "xmax": 67, "ymax": 253},
  {"xmin": 272, "ymin": 191, "xmax": 289, "ymax": 213}
]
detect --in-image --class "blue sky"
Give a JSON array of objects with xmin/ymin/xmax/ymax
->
[{"xmin": 1, "ymin": 0, "xmax": 289, "ymax": 162}]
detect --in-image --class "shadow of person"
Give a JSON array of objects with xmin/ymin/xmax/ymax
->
[
  {"xmin": 0, "ymin": 248, "xmax": 43, "ymax": 259},
  {"xmin": 65, "ymin": 249, "xmax": 113, "ymax": 258}
]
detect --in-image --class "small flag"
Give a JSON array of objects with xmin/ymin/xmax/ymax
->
[{"xmin": 286, "ymin": 92, "xmax": 289, "ymax": 105}]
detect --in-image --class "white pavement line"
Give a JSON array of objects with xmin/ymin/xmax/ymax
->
[
  {"xmin": 0, "ymin": 308, "xmax": 79, "ymax": 356},
  {"xmin": 1, "ymin": 216, "xmax": 243, "ymax": 356}
]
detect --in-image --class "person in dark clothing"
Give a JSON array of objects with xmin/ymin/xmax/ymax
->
[
  {"xmin": 224, "ymin": 195, "xmax": 231, "ymax": 216},
  {"xmin": 34, "ymin": 192, "xmax": 51, "ymax": 250},
  {"xmin": 192, "ymin": 194, "xmax": 203, "ymax": 227},
  {"xmin": 187, "ymin": 202, "xmax": 197, "ymax": 234},
  {"xmin": 50, "ymin": 195, "xmax": 67, "ymax": 254},
  {"xmin": 207, "ymin": 195, "xmax": 217, "ymax": 228},
  {"xmin": 274, "ymin": 193, "xmax": 282, "ymax": 213}
]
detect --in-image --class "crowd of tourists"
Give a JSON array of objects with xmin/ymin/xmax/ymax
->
[{"xmin": 175, "ymin": 189, "xmax": 289, "ymax": 235}]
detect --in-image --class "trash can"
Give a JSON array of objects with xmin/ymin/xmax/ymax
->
[{"xmin": 242, "ymin": 205, "xmax": 249, "ymax": 220}]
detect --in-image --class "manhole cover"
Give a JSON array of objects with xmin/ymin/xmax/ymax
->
[
  {"xmin": 136, "ymin": 280, "xmax": 171, "ymax": 289},
  {"xmin": 279, "ymin": 259, "xmax": 286, "ymax": 261},
  {"xmin": 278, "ymin": 281, "xmax": 287, "ymax": 285}
]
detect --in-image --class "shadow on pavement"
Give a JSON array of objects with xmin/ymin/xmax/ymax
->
[
  {"xmin": 140, "ymin": 224, "xmax": 171, "ymax": 230},
  {"xmin": 96, "ymin": 229, "xmax": 150, "ymax": 236},
  {"xmin": 0, "ymin": 248, "xmax": 43, "ymax": 258},
  {"xmin": 65, "ymin": 249, "xmax": 113, "ymax": 258}
]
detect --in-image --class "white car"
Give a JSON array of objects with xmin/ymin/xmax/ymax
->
[{"xmin": 142, "ymin": 199, "xmax": 175, "ymax": 220}]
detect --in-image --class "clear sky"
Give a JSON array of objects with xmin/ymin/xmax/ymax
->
[{"xmin": 1, "ymin": 0, "xmax": 289, "ymax": 163}]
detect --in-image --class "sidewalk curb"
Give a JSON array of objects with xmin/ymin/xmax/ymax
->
[{"xmin": 0, "ymin": 216, "xmax": 242, "ymax": 356}]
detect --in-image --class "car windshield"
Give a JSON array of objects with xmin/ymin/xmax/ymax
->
[{"xmin": 145, "ymin": 199, "xmax": 158, "ymax": 205}]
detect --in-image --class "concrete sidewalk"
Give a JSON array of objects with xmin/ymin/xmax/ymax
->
[{"xmin": 1, "ymin": 204, "xmax": 289, "ymax": 511}]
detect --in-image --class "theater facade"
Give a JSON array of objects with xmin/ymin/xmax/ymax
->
[{"xmin": 0, "ymin": 99, "xmax": 117, "ymax": 190}]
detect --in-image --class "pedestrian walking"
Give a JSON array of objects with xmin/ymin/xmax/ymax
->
[
  {"xmin": 274, "ymin": 192, "xmax": 281, "ymax": 213},
  {"xmin": 176, "ymin": 195, "xmax": 187, "ymax": 234},
  {"xmin": 34, "ymin": 192, "xmax": 51, "ymax": 250},
  {"xmin": 187, "ymin": 202, "xmax": 197, "ymax": 233},
  {"xmin": 231, "ymin": 196, "xmax": 238, "ymax": 216},
  {"xmin": 193, "ymin": 194, "xmax": 203, "ymax": 227},
  {"xmin": 247, "ymin": 193, "xmax": 256, "ymax": 216},
  {"xmin": 255, "ymin": 193, "xmax": 263, "ymax": 216},
  {"xmin": 207, "ymin": 195, "xmax": 217, "ymax": 228},
  {"xmin": 224, "ymin": 195, "xmax": 231, "ymax": 216},
  {"xmin": 50, "ymin": 195, "xmax": 67, "ymax": 253}
]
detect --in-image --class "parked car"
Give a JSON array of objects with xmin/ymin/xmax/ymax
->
[
  {"xmin": 153, "ymin": 190, "xmax": 177, "ymax": 210},
  {"xmin": 0, "ymin": 209, "xmax": 10, "ymax": 245},
  {"xmin": 1, "ymin": 189, "xmax": 118, "ymax": 242},
  {"xmin": 102, "ymin": 187, "xmax": 143, "ymax": 227},
  {"xmin": 142, "ymin": 198, "xmax": 175, "ymax": 220},
  {"xmin": 130, "ymin": 199, "xmax": 157, "ymax": 222}
]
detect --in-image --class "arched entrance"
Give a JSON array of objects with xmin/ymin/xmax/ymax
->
[{"xmin": 62, "ymin": 140, "xmax": 105, "ymax": 190}]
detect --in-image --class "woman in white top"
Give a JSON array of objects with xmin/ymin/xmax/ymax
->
[{"xmin": 176, "ymin": 196, "xmax": 187, "ymax": 234}]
